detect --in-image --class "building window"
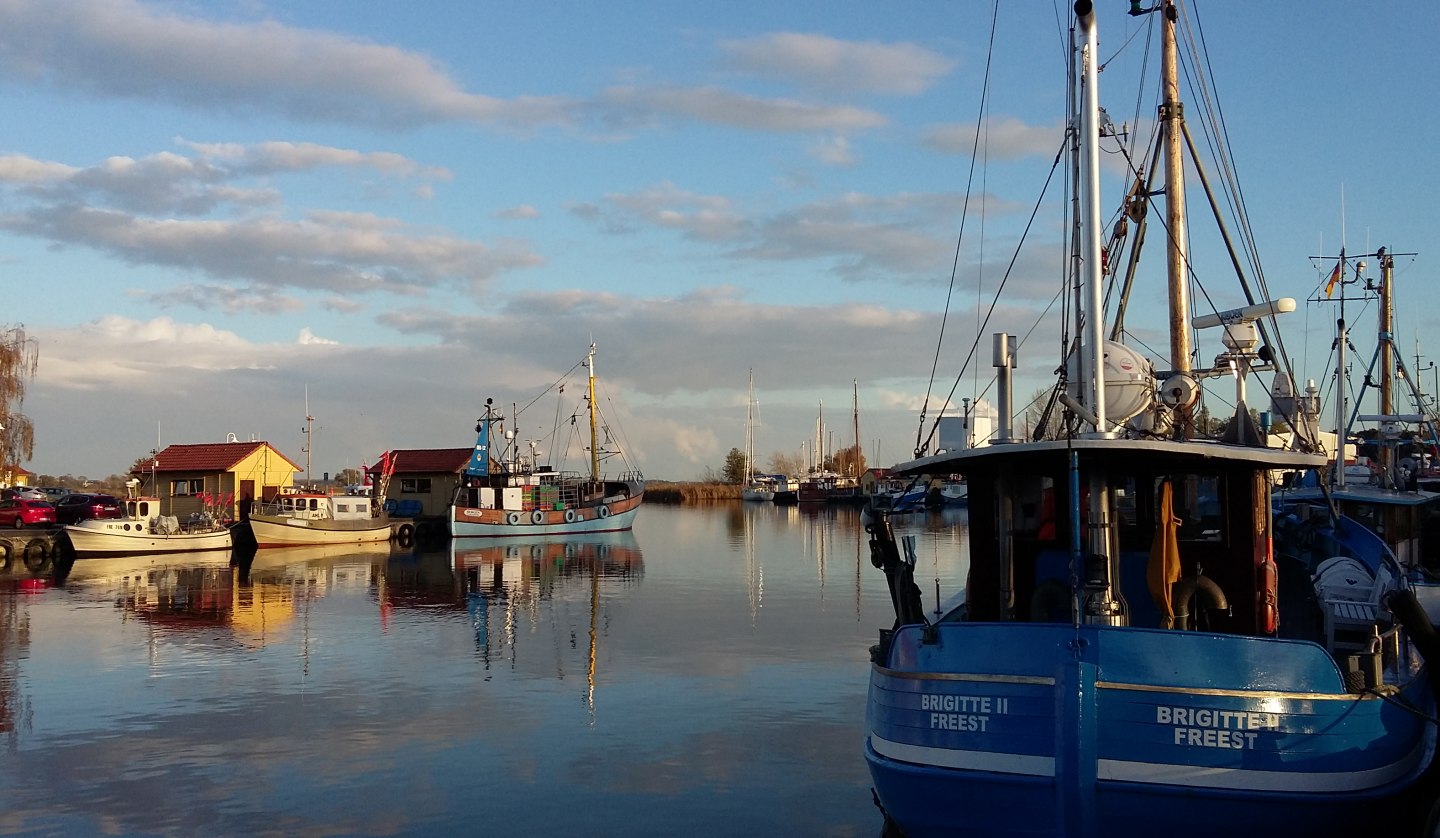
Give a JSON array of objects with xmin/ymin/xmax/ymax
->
[
  {"xmin": 171, "ymin": 479, "xmax": 204, "ymax": 496},
  {"xmin": 401, "ymin": 478, "xmax": 432, "ymax": 494}
]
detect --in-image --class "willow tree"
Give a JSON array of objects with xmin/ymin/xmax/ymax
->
[{"xmin": 0, "ymin": 326, "xmax": 38, "ymax": 485}]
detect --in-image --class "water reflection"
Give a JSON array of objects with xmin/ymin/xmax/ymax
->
[
  {"xmin": 0, "ymin": 507, "xmax": 969, "ymax": 835},
  {"xmin": 453, "ymin": 531, "xmax": 643, "ymax": 723}
]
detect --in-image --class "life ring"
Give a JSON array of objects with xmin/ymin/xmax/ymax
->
[
  {"xmin": 23, "ymin": 539, "xmax": 49, "ymax": 571},
  {"xmin": 531, "ymin": 510, "xmax": 546, "ymax": 525},
  {"xmin": 1171, "ymin": 575, "xmax": 1229, "ymax": 631},
  {"xmin": 564, "ymin": 509, "xmax": 578, "ymax": 523},
  {"xmin": 597, "ymin": 505, "xmax": 610, "ymax": 519},
  {"xmin": 506, "ymin": 511, "xmax": 523, "ymax": 526}
]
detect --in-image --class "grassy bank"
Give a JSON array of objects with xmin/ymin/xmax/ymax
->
[{"xmin": 644, "ymin": 481, "xmax": 743, "ymax": 504}]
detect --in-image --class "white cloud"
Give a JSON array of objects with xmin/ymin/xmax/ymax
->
[
  {"xmin": 923, "ymin": 117, "xmax": 1066, "ymax": 160},
  {"xmin": 297, "ymin": 327, "xmax": 339, "ymax": 345},
  {"xmin": 721, "ymin": 32, "xmax": 954, "ymax": 94}
]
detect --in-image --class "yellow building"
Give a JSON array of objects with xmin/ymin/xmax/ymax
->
[{"xmin": 131, "ymin": 441, "xmax": 301, "ymax": 521}]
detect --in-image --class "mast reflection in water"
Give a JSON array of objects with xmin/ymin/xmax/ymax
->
[{"xmin": 0, "ymin": 504, "xmax": 966, "ymax": 836}]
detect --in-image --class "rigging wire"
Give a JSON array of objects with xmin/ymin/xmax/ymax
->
[{"xmin": 916, "ymin": 0, "xmax": 1001, "ymax": 459}]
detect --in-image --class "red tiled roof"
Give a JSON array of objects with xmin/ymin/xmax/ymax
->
[
  {"xmin": 367, "ymin": 448, "xmax": 472, "ymax": 475},
  {"xmin": 139, "ymin": 442, "xmax": 301, "ymax": 474}
]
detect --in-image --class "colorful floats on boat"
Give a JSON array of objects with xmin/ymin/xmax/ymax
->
[{"xmin": 450, "ymin": 343, "xmax": 644, "ymax": 539}]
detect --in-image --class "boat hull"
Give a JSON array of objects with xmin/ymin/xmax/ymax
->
[
  {"xmin": 450, "ymin": 492, "xmax": 642, "ymax": 538},
  {"xmin": 247, "ymin": 514, "xmax": 392, "ymax": 548},
  {"xmin": 867, "ymin": 622, "xmax": 1437, "ymax": 837},
  {"xmin": 64, "ymin": 523, "xmax": 232, "ymax": 557}
]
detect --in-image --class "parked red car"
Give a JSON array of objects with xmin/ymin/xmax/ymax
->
[
  {"xmin": 0, "ymin": 498, "xmax": 57, "ymax": 528},
  {"xmin": 53, "ymin": 493, "xmax": 124, "ymax": 526}
]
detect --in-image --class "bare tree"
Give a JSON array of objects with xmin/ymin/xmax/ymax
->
[{"xmin": 0, "ymin": 326, "xmax": 38, "ymax": 486}]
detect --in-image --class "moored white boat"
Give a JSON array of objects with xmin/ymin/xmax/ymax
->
[
  {"xmin": 64, "ymin": 495, "xmax": 232, "ymax": 557},
  {"xmin": 247, "ymin": 491, "xmax": 392, "ymax": 547}
]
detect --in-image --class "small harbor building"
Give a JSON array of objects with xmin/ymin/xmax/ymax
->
[{"xmin": 132, "ymin": 440, "xmax": 301, "ymax": 521}]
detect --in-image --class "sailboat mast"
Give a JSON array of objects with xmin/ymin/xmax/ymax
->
[
  {"xmin": 1161, "ymin": 1, "xmax": 1192, "ymax": 376},
  {"xmin": 1077, "ymin": 2, "xmax": 1108, "ymax": 433},
  {"xmin": 745, "ymin": 369, "xmax": 755, "ymax": 481},
  {"xmin": 852, "ymin": 379, "xmax": 860, "ymax": 477},
  {"xmin": 588, "ymin": 343, "xmax": 600, "ymax": 484}
]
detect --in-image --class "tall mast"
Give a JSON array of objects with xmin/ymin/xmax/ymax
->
[
  {"xmin": 852, "ymin": 379, "xmax": 860, "ymax": 477},
  {"xmin": 302, "ymin": 385, "xmax": 314, "ymax": 484},
  {"xmin": 1379, "ymin": 248, "xmax": 1394, "ymax": 477},
  {"xmin": 1161, "ymin": 0, "xmax": 1192, "ymax": 376},
  {"xmin": 1380, "ymin": 249, "xmax": 1394, "ymax": 417},
  {"xmin": 587, "ymin": 343, "xmax": 599, "ymax": 484},
  {"xmin": 1077, "ymin": 2, "xmax": 1107, "ymax": 433},
  {"xmin": 745, "ymin": 369, "xmax": 755, "ymax": 481}
]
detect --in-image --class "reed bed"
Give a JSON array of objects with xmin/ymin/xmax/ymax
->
[{"xmin": 644, "ymin": 481, "xmax": 742, "ymax": 504}]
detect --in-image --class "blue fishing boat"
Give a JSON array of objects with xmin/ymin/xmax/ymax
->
[{"xmin": 864, "ymin": 3, "xmax": 1440, "ymax": 835}]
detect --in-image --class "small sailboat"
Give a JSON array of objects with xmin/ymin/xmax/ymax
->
[
  {"xmin": 741, "ymin": 370, "xmax": 775, "ymax": 502},
  {"xmin": 863, "ymin": 4, "xmax": 1439, "ymax": 836},
  {"xmin": 449, "ymin": 343, "xmax": 644, "ymax": 537}
]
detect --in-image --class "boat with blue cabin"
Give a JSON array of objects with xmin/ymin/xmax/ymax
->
[
  {"xmin": 863, "ymin": 3, "xmax": 1440, "ymax": 835},
  {"xmin": 449, "ymin": 343, "xmax": 644, "ymax": 538}
]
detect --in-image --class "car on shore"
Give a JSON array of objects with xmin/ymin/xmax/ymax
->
[
  {"xmin": 2, "ymin": 486, "xmax": 45, "ymax": 501},
  {"xmin": 53, "ymin": 493, "xmax": 125, "ymax": 526},
  {"xmin": 0, "ymin": 498, "xmax": 57, "ymax": 528}
]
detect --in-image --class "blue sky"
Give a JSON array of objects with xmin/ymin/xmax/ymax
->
[{"xmin": 3, "ymin": 0, "xmax": 1438, "ymax": 482}]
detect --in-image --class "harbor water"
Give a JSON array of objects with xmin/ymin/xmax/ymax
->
[{"xmin": 0, "ymin": 503, "xmax": 969, "ymax": 836}]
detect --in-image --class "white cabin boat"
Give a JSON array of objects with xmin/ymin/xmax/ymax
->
[
  {"xmin": 65, "ymin": 495, "xmax": 232, "ymax": 557},
  {"xmin": 247, "ymin": 491, "xmax": 391, "ymax": 548}
]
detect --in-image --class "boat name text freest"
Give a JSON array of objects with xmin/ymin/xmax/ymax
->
[
  {"xmin": 1157, "ymin": 705, "xmax": 1279, "ymax": 750},
  {"xmin": 922, "ymin": 693, "xmax": 1008, "ymax": 732}
]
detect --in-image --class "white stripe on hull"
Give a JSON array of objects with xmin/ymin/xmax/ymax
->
[
  {"xmin": 248, "ymin": 517, "xmax": 391, "ymax": 547},
  {"xmin": 869, "ymin": 733, "xmax": 1432, "ymax": 794},
  {"xmin": 64, "ymin": 526, "xmax": 232, "ymax": 556},
  {"xmin": 451, "ymin": 505, "xmax": 640, "ymax": 538}
]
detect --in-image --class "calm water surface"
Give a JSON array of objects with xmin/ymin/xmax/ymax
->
[{"xmin": 0, "ymin": 503, "xmax": 969, "ymax": 836}]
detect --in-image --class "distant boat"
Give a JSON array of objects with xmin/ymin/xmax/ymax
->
[
  {"xmin": 1273, "ymin": 246, "xmax": 1440, "ymax": 625},
  {"xmin": 864, "ymin": 5, "xmax": 1438, "ymax": 836},
  {"xmin": 771, "ymin": 476, "xmax": 800, "ymax": 506},
  {"xmin": 450, "ymin": 343, "xmax": 644, "ymax": 538},
  {"xmin": 741, "ymin": 369, "xmax": 774, "ymax": 502},
  {"xmin": 64, "ymin": 493, "xmax": 232, "ymax": 557},
  {"xmin": 247, "ymin": 491, "xmax": 392, "ymax": 548}
]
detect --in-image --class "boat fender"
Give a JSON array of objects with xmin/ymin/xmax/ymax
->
[
  {"xmin": 1171, "ymin": 575, "xmax": 1228, "ymax": 631},
  {"xmin": 505, "ymin": 511, "xmax": 523, "ymax": 526},
  {"xmin": 23, "ymin": 539, "xmax": 48, "ymax": 571},
  {"xmin": 1257, "ymin": 556, "xmax": 1279, "ymax": 636},
  {"xmin": 1029, "ymin": 579, "xmax": 1073, "ymax": 623},
  {"xmin": 394, "ymin": 523, "xmax": 414, "ymax": 547},
  {"xmin": 1387, "ymin": 589, "xmax": 1440, "ymax": 694},
  {"xmin": 531, "ymin": 510, "xmax": 546, "ymax": 525},
  {"xmin": 0, "ymin": 540, "xmax": 11, "ymax": 571},
  {"xmin": 598, "ymin": 505, "xmax": 610, "ymax": 519},
  {"xmin": 564, "ymin": 509, "xmax": 578, "ymax": 524}
]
